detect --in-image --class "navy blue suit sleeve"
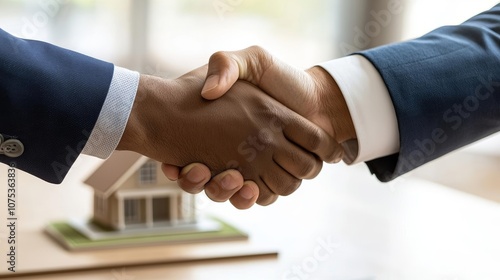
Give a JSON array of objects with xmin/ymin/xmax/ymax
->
[
  {"xmin": 357, "ymin": 5, "xmax": 500, "ymax": 181},
  {"xmin": 0, "ymin": 29, "xmax": 114, "ymax": 183}
]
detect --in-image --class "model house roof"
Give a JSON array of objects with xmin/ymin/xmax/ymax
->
[{"xmin": 84, "ymin": 151, "xmax": 149, "ymax": 197}]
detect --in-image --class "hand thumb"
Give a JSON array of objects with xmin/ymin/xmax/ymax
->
[{"xmin": 201, "ymin": 51, "xmax": 241, "ymax": 100}]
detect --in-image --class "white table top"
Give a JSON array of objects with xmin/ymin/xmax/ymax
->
[{"xmin": 1, "ymin": 149, "xmax": 499, "ymax": 280}]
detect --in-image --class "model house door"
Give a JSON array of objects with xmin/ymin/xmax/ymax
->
[
  {"xmin": 124, "ymin": 198, "xmax": 145, "ymax": 225},
  {"xmin": 152, "ymin": 197, "xmax": 170, "ymax": 223}
]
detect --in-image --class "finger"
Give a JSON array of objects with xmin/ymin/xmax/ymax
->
[
  {"xmin": 273, "ymin": 144, "xmax": 323, "ymax": 180},
  {"xmin": 229, "ymin": 181, "xmax": 259, "ymax": 209},
  {"xmin": 204, "ymin": 170, "xmax": 244, "ymax": 202},
  {"xmin": 201, "ymin": 46, "xmax": 274, "ymax": 100},
  {"xmin": 282, "ymin": 116, "xmax": 342, "ymax": 163},
  {"xmin": 201, "ymin": 51, "xmax": 240, "ymax": 100},
  {"xmin": 260, "ymin": 164, "xmax": 302, "ymax": 197},
  {"xmin": 176, "ymin": 163, "xmax": 212, "ymax": 194},
  {"xmin": 161, "ymin": 163, "xmax": 181, "ymax": 181},
  {"xmin": 254, "ymin": 176, "xmax": 279, "ymax": 206}
]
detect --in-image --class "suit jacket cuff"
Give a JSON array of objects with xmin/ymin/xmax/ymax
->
[
  {"xmin": 82, "ymin": 66, "xmax": 140, "ymax": 159},
  {"xmin": 318, "ymin": 55, "xmax": 400, "ymax": 164}
]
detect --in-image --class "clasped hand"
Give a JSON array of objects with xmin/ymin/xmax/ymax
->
[{"xmin": 119, "ymin": 46, "xmax": 356, "ymax": 209}]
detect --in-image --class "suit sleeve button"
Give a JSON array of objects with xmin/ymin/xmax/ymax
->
[{"xmin": 0, "ymin": 139, "xmax": 24, "ymax": 158}]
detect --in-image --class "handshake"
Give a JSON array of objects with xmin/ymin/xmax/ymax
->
[{"xmin": 117, "ymin": 46, "xmax": 356, "ymax": 209}]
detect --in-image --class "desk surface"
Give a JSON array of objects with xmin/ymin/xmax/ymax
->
[{"xmin": 1, "ymin": 152, "xmax": 500, "ymax": 280}]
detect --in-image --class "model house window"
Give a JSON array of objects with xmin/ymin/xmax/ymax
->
[
  {"xmin": 139, "ymin": 161, "xmax": 156, "ymax": 185},
  {"xmin": 124, "ymin": 199, "xmax": 141, "ymax": 223}
]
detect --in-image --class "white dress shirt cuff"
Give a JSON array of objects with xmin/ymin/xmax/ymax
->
[
  {"xmin": 318, "ymin": 55, "xmax": 400, "ymax": 164},
  {"xmin": 82, "ymin": 66, "xmax": 140, "ymax": 159}
]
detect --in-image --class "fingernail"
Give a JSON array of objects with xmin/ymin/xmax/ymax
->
[
  {"xmin": 239, "ymin": 187, "xmax": 255, "ymax": 200},
  {"xmin": 186, "ymin": 166, "xmax": 205, "ymax": 184},
  {"xmin": 202, "ymin": 75, "xmax": 219, "ymax": 95},
  {"xmin": 220, "ymin": 174, "xmax": 237, "ymax": 190}
]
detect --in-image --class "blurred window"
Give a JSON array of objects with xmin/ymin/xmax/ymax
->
[
  {"xmin": 1, "ymin": 1, "xmax": 498, "ymax": 70},
  {"xmin": 402, "ymin": 0, "xmax": 499, "ymax": 40}
]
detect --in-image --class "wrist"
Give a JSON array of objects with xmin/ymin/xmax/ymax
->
[
  {"xmin": 117, "ymin": 74, "xmax": 164, "ymax": 154},
  {"xmin": 307, "ymin": 66, "xmax": 356, "ymax": 143}
]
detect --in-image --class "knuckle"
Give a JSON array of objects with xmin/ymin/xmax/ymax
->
[
  {"xmin": 248, "ymin": 45, "xmax": 272, "ymax": 63},
  {"xmin": 246, "ymin": 45, "xmax": 274, "ymax": 77},
  {"xmin": 247, "ymin": 45, "xmax": 265, "ymax": 54},
  {"xmin": 307, "ymin": 127, "xmax": 324, "ymax": 152},
  {"xmin": 209, "ymin": 51, "xmax": 230, "ymax": 65},
  {"xmin": 210, "ymin": 50, "xmax": 226, "ymax": 59}
]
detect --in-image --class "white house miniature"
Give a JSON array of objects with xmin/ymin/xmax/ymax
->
[{"xmin": 84, "ymin": 151, "xmax": 196, "ymax": 231}]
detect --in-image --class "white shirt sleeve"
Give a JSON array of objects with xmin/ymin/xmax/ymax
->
[
  {"xmin": 81, "ymin": 66, "xmax": 140, "ymax": 159},
  {"xmin": 318, "ymin": 55, "xmax": 400, "ymax": 164}
]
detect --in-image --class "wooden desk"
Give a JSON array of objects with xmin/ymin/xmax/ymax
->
[{"xmin": 1, "ymin": 154, "xmax": 500, "ymax": 279}]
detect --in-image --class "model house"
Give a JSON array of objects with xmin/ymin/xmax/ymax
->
[{"xmin": 84, "ymin": 151, "xmax": 196, "ymax": 231}]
